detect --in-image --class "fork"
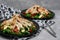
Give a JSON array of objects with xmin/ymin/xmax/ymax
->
[
  {"xmin": 45, "ymin": 20, "xmax": 56, "ymax": 35},
  {"xmin": 41, "ymin": 20, "xmax": 56, "ymax": 38}
]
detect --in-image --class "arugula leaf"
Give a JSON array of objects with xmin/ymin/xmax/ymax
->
[
  {"xmin": 28, "ymin": 26, "xmax": 36, "ymax": 32},
  {"xmin": 25, "ymin": 13, "xmax": 31, "ymax": 17},
  {"xmin": 47, "ymin": 13, "xmax": 53, "ymax": 18},
  {"xmin": 21, "ymin": 31, "xmax": 30, "ymax": 35},
  {"xmin": 24, "ymin": 27, "xmax": 28, "ymax": 31},
  {"xmin": 34, "ymin": 14, "xmax": 40, "ymax": 18},
  {"xmin": 0, "ymin": 24, "xmax": 1, "ymax": 26},
  {"xmin": 3, "ymin": 27, "xmax": 11, "ymax": 33}
]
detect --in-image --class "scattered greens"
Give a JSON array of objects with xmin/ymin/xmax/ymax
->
[
  {"xmin": 24, "ymin": 11, "xmax": 54, "ymax": 19},
  {"xmin": 2, "ymin": 25, "xmax": 36, "ymax": 36}
]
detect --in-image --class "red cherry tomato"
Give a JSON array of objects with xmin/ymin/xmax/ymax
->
[
  {"xmin": 29, "ymin": 29, "xmax": 32, "ymax": 33},
  {"xmin": 13, "ymin": 26, "xmax": 19, "ymax": 33}
]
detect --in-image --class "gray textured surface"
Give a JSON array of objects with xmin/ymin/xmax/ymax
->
[
  {"xmin": 0, "ymin": 0, "xmax": 60, "ymax": 40},
  {"xmin": 0, "ymin": 0, "xmax": 60, "ymax": 10}
]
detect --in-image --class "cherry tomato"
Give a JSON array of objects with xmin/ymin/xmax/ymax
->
[
  {"xmin": 29, "ymin": 29, "xmax": 32, "ymax": 33},
  {"xmin": 13, "ymin": 26, "xmax": 19, "ymax": 33}
]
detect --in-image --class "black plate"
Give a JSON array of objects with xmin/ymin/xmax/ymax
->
[
  {"xmin": 21, "ymin": 9, "xmax": 55, "ymax": 20},
  {"xmin": 0, "ymin": 19, "xmax": 40, "ymax": 39}
]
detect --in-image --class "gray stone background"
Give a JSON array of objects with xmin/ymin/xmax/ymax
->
[
  {"xmin": 0, "ymin": 0, "xmax": 60, "ymax": 40},
  {"xmin": 0, "ymin": 0, "xmax": 60, "ymax": 10}
]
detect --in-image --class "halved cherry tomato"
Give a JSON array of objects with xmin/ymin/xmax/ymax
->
[
  {"xmin": 29, "ymin": 29, "xmax": 32, "ymax": 33},
  {"xmin": 13, "ymin": 26, "xmax": 19, "ymax": 33}
]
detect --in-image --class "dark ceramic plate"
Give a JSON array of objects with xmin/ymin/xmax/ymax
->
[
  {"xmin": 21, "ymin": 9, "xmax": 55, "ymax": 20},
  {"xmin": 0, "ymin": 20, "xmax": 40, "ymax": 39}
]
